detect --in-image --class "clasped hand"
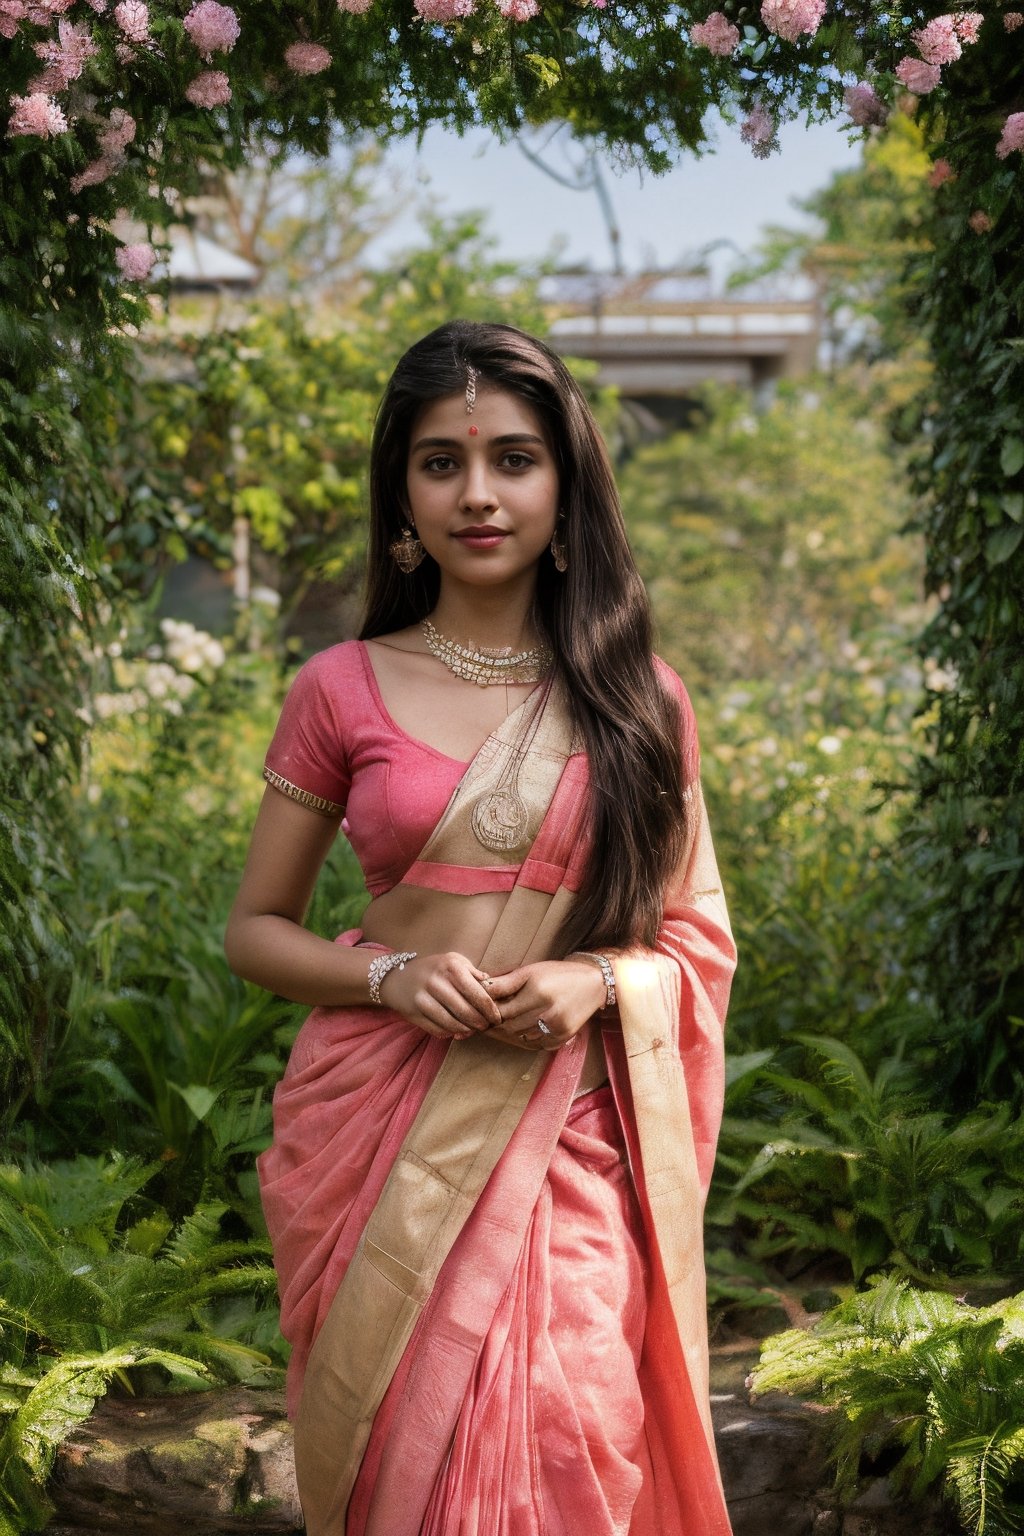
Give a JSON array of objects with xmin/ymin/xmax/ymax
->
[{"xmin": 378, "ymin": 952, "xmax": 607, "ymax": 1051}]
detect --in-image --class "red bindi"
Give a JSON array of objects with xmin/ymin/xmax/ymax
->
[{"xmin": 468, "ymin": 425, "xmax": 479, "ymax": 436}]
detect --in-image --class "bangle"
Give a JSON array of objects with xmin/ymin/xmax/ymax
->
[
  {"xmin": 367, "ymin": 950, "xmax": 417, "ymax": 1006},
  {"xmin": 570, "ymin": 951, "xmax": 616, "ymax": 1009}
]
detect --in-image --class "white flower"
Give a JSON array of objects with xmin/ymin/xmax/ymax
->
[
  {"xmin": 924, "ymin": 664, "xmax": 957, "ymax": 692},
  {"xmin": 756, "ymin": 736, "xmax": 778, "ymax": 757},
  {"xmin": 144, "ymin": 661, "xmax": 178, "ymax": 699},
  {"xmin": 250, "ymin": 585, "xmax": 281, "ymax": 609},
  {"xmin": 817, "ymin": 735, "xmax": 842, "ymax": 755}
]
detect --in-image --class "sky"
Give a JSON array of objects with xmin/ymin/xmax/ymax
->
[{"xmin": 370, "ymin": 113, "xmax": 864, "ymax": 280}]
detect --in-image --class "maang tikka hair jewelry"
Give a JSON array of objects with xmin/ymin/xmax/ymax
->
[
  {"xmin": 389, "ymin": 524, "xmax": 426, "ymax": 573},
  {"xmin": 465, "ymin": 364, "xmax": 478, "ymax": 414}
]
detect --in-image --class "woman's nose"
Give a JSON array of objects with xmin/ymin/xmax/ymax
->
[{"xmin": 460, "ymin": 459, "xmax": 498, "ymax": 511}]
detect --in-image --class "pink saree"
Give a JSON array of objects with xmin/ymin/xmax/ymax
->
[{"xmin": 258, "ymin": 677, "xmax": 736, "ymax": 1536}]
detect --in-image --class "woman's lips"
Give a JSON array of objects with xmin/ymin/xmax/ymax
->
[{"xmin": 453, "ymin": 528, "xmax": 509, "ymax": 549}]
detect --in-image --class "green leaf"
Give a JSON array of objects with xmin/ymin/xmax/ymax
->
[
  {"xmin": 170, "ymin": 1083, "xmax": 221, "ymax": 1122},
  {"xmin": 986, "ymin": 525, "xmax": 1023, "ymax": 566},
  {"xmin": 1002, "ymin": 493, "xmax": 1023, "ymax": 523},
  {"xmin": 524, "ymin": 54, "xmax": 561, "ymax": 89},
  {"xmin": 1000, "ymin": 437, "xmax": 1024, "ymax": 477},
  {"xmin": 725, "ymin": 1048, "xmax": 775, "ymax": 1089}
]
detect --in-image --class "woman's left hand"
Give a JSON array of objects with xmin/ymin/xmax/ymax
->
[{"xmin": 483, "ymin": 959, "xmax": 608, "ymax": 1051}]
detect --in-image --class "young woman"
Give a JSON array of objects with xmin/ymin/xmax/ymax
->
[{"xmin": 225, "ymin": 320, "xmax": 737, "ymax": 1536}]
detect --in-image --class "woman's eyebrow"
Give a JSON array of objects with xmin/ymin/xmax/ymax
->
[{"xmin": 410, "ymin": 433, "xmax": 547, "ymax": 451}]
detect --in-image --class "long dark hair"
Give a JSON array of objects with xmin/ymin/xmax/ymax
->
[{"xmin": 359, "ymin": 319, "xmax": 688, "ymax": 953}]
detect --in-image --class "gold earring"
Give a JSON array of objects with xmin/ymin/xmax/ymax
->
[
  {"xmin": 390, "ymin": 525, "xmax": 425, "ymax": 573},
  {"xmin": 550, "ymin": 527, "xmax": 568, "ymax": 574}
]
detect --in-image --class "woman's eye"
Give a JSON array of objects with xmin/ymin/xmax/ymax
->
[
  {"xmin": 502, "ymin": 451, "xmax": 533, "ymax": 469},
  {"xmin": 423, "ymin": 455, "xmax": 456, "ymax": 472}
]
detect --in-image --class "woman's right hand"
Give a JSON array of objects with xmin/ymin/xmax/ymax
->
[{"xmin": 377, "ymin": 951, "xmax": 503, "ymax": 1040}]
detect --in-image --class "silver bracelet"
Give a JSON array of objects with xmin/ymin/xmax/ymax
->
[
  {"xmin": 367, "ymin": 950, "xmax": 417, "ymax": 1006},
  {"xmin": 570, "ymin": 951, "xmax": 616, "ymax": 1009}
]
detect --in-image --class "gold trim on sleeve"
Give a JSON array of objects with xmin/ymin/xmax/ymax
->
[{"xmin": 262, "ymin": 766, "xmax": 343, "ymax": 818}]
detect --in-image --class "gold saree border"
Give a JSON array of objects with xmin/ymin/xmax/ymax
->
[{"xmin": 614, "ymin": 952, "xmax": 719, "ymax": 1465}]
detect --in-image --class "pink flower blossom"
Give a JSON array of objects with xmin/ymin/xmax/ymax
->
[
  {"xmin": 185, "ymin": 68, "xmax": 231, "ymax": 106},
  {"xmin": 115, "ymin": 241, "xmax": 155, "ymax": 280},
  {"xmin": 183, "ymin": 0, "xmax": 239, "ymax": 59},
  {"xmin": 843, "ymin": 81, "xmax": 887, "ymax": 127},
  {"xmin": 34, "ymin": 19, "xmax": 99, "ymax": 85},
  {"xmin": 336, "ymin": 0, "xmax": 373, "ymax": 12},
  {"xmin": 690, "ymin": 11, "xmax": 740, "ymax": 54},
  {"xmin": 912, "ymin": 15, "xmax": 961, "ymax": 64},
  {"xmin": 7, "ymin": 91, "xmax": 69, "ymax": 138},
  {"xmin": 928, "ymin": 157, "xmax": 955, "ymax": 187},
  {"xmin": 996, "ymin": 111, "xmax": 1024, "ymax": 159},
  {"xmin": 895, "ymin": 57, "xmax": 941, "ymax": 93},
  {"xmin": 27, "ymin": 65, "xmax": 66, "ymax": 93},
  {"xmin": 1005, "ymin": 11, "xmax": 1024, "ymax": 29},
  {"xmin": 413, "ymin": 0, "xmax": 475, "ymax": 19},
  {"xmin": 952, "ymin": 10, "xmax": 982, "ymax": 41},
  {"xmin": 0, "ymin": 0, "xmax": 27, "ymax": 39},
  {"xmin": 740, "ymin": 100, "xmax": 777, "ymax": 157},
  {"xmin": 99, "ymin": 105, "xmax": 136, "ymax": 155},
  {"xmin": 70, "ymin": 156, "xmax": 117, "ymax": 192},
  {"xmin": 968, "ymin": 209, "xmax": 992, "ymax": 233},
  {"xmin": 497, "ymin": 0, "xmax": 538, "ymax": 17},
  {"xmin": 760, "ymin": 0, "xmax": 825, "ymax": 42},
  {"xmin": 284, "ymin": 39, "xmax": 331, "ymax": 72},
  {"xmin": 114, "ymin": 0, "xmax": 149, "ymax": 40}
]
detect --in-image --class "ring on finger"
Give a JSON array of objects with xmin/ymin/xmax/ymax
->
[{"xmin": 536, "ymin": 1018, "xmax": 552, "ymax": 1036}]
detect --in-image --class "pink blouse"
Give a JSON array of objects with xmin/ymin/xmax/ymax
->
[
  {"xmin": 264, "ymin": 640, "xmax": 477, "ymax": 897},
  {"xmin": 263, "ymin": 640, "xmax": 697, "ymax": 900}
]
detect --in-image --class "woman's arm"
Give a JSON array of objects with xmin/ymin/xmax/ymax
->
[
  {"xmin": 224, "ymin": 788, "xmax": 502, "ymax": 1034},
  {"xmin": 224, "ymin": 787, "xmax": 375, "ymax": 1006}
]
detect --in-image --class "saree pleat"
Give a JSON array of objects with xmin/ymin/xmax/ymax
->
[
  {"xmin": 353, "ymin": 1088, "xmax": 652, "ymax": 1536},
  {"xmin": 259, "ymin": 965, "xmax": 447, "ymax": 1419}
]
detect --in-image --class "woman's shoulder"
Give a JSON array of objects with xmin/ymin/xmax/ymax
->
[
  {"xmin": 291, "ymin": 638, "xmax": 368, "ymax": 688},
  {"xmin": 652, "ymin": 656, "xmax": 700, "ymax": 756},
  {"xmin": 652, "ymin": 654, "xmax": 693, "ymax": 707}
]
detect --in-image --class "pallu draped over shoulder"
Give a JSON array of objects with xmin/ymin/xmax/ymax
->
[{"xmin": 256, "ymin": 640, "xmax": 737, "ymax": 1536}]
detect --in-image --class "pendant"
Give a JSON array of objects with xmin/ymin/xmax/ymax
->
[{"xmin": 471, "ymin": 788, "xmax": 529, "ymax": 853}]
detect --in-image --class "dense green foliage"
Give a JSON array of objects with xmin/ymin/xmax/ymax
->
[{"xmin": 751, "ymin": 1278, "xmax": 1024, "ymax": 1536}]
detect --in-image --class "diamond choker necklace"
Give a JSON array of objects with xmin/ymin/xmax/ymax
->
[{"xmin": 420, "ymin": 618, "xmax": 553, "ymax": 688}]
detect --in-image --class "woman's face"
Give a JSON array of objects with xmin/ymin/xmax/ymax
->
[{"xmin": 405, "ymin": 385, "xmax": 560, "ymax": 594}]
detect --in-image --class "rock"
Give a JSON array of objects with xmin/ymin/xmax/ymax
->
[
  {"xmin": 712, "ymin": 1348, "xmax": 833, "ymax": 1536},
  {"xmin": 49, "ymin": 1389, "xmax": 302, "ymax": 1534}
]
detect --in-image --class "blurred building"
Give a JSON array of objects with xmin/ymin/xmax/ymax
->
[{"xmin": 542, "ymin": 269, "xmax": 820, "ymax": 430}]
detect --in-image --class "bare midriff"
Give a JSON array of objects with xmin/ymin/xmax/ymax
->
[{"xmin": 359, "ymin": 885, "xmax": 510, "ymax": 969}]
